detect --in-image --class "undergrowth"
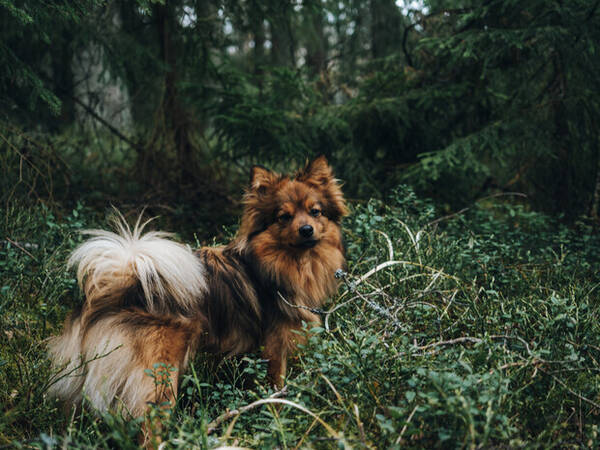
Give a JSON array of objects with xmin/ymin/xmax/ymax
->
[{"xmin": 1, "ymin": 186, "xmax": 600, "ymax": 448}]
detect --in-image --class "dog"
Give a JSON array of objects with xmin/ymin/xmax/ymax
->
[{"xmin": 47, "ymin": 156, "xmax": 347, "ymax": 424}]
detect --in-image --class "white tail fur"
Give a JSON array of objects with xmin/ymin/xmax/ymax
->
[
  {"xmin": 48, "ymin": 211, "xmax": 205, "ymax": 413},
  {"xmin": 47, "ymin": 315, "xmax": 179, "ymax": 416},
  {"xmin": 69, "ymin": 212, "xmax": 206, "ymax": 314}
]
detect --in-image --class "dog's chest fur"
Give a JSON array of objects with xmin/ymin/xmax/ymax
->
[{"xmin": 197, "ymin": 237, "xmax": 343, "ymax": 355}]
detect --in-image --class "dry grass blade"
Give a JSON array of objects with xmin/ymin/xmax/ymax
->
[
  {"xmin": 374, "ymin": 230, "xmax": 394, "ymax": 260},
  {"xmin": 206, "ymin": 389, "xmax": 343, "ymax": 442}
]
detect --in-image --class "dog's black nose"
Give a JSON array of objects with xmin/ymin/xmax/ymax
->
[{"xmin": 299, "ymin": 225, "xmax": 314, "ymax": 238}]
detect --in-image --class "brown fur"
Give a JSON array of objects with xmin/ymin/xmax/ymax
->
[{"xmin": 48, "ymin": 156, "xmax": 347, "ymax": 437}]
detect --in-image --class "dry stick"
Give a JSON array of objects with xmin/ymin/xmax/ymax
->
[
  {"xmin": 324, "ymin": 295, "xmax": 361, "ymax": 331},
  {"xmin": 540, "ymin": 368, "xmax": 600, "ymax": 410},
  {"xmin": 277, "ymin": 291, "xmax": 325, "ymax": 315},
  {"xmin": 353, "ymin": 404, "xmax": 368, "ymax": 447},
  {"xmin": 324, "ymin": 273, "xmax": 429, "ymax": 331},
  {"xmin": 321, "ymin": 374, "xmax": 344, "ymax": 406},
  {"xmin": 395, "ymin": 404, "xmax": 418, "ymax": 445},
  {"xmin": 326, "ymin": 257, "xmax": 457, "ymax": 332},
  {"xmin": 4, "ymin": 237, "xmax": 38, "ymax": 261},
  {"xmin": 392, "ymin": 218, "xmax": 422, "ymax": 265},
  {"xmin": 342, "ymin": 277, "xmax": 404, "ymax": 330},
  {"xmin": 426, "ymin": 192, "xmax": 528, "ymax": 228},
  {"xmin": 206, "ymin": 388, "xmax": 288, "ymax": 434},
  {"xmin": 374, "ymin": 230, "xmax": 394, "ymax": 260},
  {"xmin": 206, "ymin": 391, "xmax": 343, "ymax": 442},
  {"xmin": 415, "ymin": 336, "xmax": 484, "ymax": 351},
  {"xmin": 414, "ymin": 335, "xmax": 537, "ymax": 358},
  {"xmin": 70, "ymin": 95, "xmax": 143, "ymax": 152},
  {"xmin": 293, "ymin": 417, "xmax": 319, "ymax": 450},
  {"xmin": 355, "ymin": 260, "xmax": 460, "ymax": 287},
  {"xmin": 44, "ymin": 346, "xmax": 123, "ymax": 392}
]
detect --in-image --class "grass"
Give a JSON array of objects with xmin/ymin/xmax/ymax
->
[{"xmin": 1, "ymin": 185, "xmax": 600, "ymax": 448}]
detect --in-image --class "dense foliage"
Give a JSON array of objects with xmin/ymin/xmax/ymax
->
[
  {"xmin": 1, "ymin": 190, "xmax": 600, "ymax": 447},
  {"xmin": 1, "ymin": 0, "xmax": 600, "ymax": 215}
]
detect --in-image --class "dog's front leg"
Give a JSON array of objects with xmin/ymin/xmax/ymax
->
[{"xmin": 263, "ymin": 321, "xmax": 306, "ymax": 388}]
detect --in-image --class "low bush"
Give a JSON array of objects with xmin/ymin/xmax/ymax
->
[{"xmin": 1, "ymin": 186, "xmax": 599, "ymax": 448}]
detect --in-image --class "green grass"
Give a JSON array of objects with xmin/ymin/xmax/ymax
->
[{"xmin": 1, "ymin": 186, "xmax": 600, "ymax": 448}]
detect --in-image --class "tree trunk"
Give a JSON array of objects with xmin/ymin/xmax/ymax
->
[
  {"xmin": 370, "ymin": 0, "xmax": 402, "ymax": 59},
  {"xmin": 268, "ymin": 2, "xmax": 295, "ymax": 67},
  {"xmin": 591, "ymin": 143, "xmax": 600, "ymax": 220},
  {"xmin": 249, "ymin": 0, "xmax": 266, "ymax": 81},
  {"xmin": 552, "ymin": 54, "xmax": 570, "ymax": 214},
  {"xmin": 155, "ymin": 1, "xmax": 193, "ymax": 185},
  {"xmin": 303, "ymin": 0, "xmax": 327, "ymax": 77}
]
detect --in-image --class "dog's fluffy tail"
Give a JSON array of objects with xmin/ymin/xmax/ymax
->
[{"xmin": 69, "ymin": 212, "xmax": 206, "ymax": 315}]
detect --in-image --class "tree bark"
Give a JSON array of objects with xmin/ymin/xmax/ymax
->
[
  {"xmin": 303, "ymin": 0, "xmax": 327, "ymax": 77},
  {"xmin": 268, "ymin": 2, "xmax": 295, "ymax": 67},
  {"xmin": 370, "ymin": 0, "xmax": 402, "ymax": 59},
  {"xmin": 155, "ymin": 1, "xmax": 193, "ymax": 185},
  {"xmin": 591, "ymin": 144, "xmax": 600, "ymax": 219},
  {"xmin": 552, "ymin": 54, "xmax": 570, "ymax": 214},
  {"xmin": 249, "ymin": 0, "xmax": 266, "ymax": 81}
]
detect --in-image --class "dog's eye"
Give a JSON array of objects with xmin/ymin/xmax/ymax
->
[
  {"xmin": 278, "ymin": 213, "xmax": 292, "ymax": 223},
  {"xmin": 310, "ymin": 208, "xmax": 321, "ymax": 217}
]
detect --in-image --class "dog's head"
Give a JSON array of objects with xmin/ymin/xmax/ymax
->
[{"xmin": 237, "ymin": 156, "xmax": 347, "ymax": 251}]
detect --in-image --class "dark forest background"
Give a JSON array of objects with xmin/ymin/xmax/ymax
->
[{"xmin": 2, "ymin": 0, "xmax": 600, "ymax": 231}]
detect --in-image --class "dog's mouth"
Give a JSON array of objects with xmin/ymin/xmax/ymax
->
[{"xmin": 292, "ymin": 239, "xmax": 319, "ymax": 249}]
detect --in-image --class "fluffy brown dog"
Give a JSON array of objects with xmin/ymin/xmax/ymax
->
[{"xmin": 48, "ymin": 156, "xmax": 347, "ymax": 421}]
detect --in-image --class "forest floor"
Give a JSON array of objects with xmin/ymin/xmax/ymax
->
[{"xmin": 1, "ymin": 186, "xmax": 600, "ymax": 448}]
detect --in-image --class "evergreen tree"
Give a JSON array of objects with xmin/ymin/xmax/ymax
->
[{"xmin": 1, "ymin": 0, "xmax": 599, "ymax": 217}]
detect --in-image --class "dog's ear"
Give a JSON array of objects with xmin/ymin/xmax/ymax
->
[
  {"xmin": 296, "ymin": 155, "xmax": 332, "ymax": 187},
  {"xmin": 297, "ymin": 156, "xmax": 348, "ymax": 222},
  {"xmin": 250, "ymin": 165, "xmax": 279, "ymax": 194},
  {"xmin": 237, "ymin": 166, "xmax": 280, "ymax": 246}
]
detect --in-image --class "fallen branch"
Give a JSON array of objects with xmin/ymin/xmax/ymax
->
[
  {"xmin": 541, "ymin": 368, "xmax": 600, "ymax": 410},
  {"xmin": 3, "ymin": 238, "xmax": 38, "ymax": 261},
  {"xmin": 426, "ymin": 192, "xmax": 528, "ymax": 228},
  {"xmin": 351, "ymin": 261, "xmax": 460, "ymax": 288},
  {"xmin": 70, "ymin": 95, "xmax": 143, "ymax": 152},
  {"xmin": 206, "ymin": 388, "xmax": 288, "ymax": 434},
  {"xmin": 206, "ymin": 387, "xmax": 344, "ymax": 442}
]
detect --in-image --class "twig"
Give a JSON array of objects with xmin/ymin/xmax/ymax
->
[
  {"xmin": 339, "ymin": 276, "xmax": 404, "ymax": 331},
  {"xmin": 426, "ymin": 192, "xmax": 528, "ymax": 228},
  {"xmin": 542, "ymin": 368, "xmax": 600, "ymax": 410},
  {"xmin": 353, "ymin": 404, "xmax": 367, "ymax": 446},
  {"xmin": 415, "ymin": 336, "xmax": 483, "ymax": 351},
  {"xmin": 0, "ymin": 239, "xmax": 39, "ymax": 250},
  {"xmin": 374, "ymin": 230, "xmax": 394, "ymax": 261},
  {"xmin": 206, "ymin": 388, "xmax": 345, "ymax": 443},
  {"xmin": 324, "ymin": 294, "xmax": 362, "ymax": 332},
  {"xmin": 44, "ymin": 346, "xmax": 123, "ymax": 392},
  {"xmin": 277, "ymin": 291, "xmax": 325, "ymax": 315},
  {"xmin": 325, "ymin": 273, "xmax": 426, "ymax": 330},
  {"xmin": 352, "ymin": 260, "xmax": 460, "ymax": 288},
  {"xmin": 497, "ymin": 361, "xmax": 528, "ymax": 370},
  {"xmin": 293, "ymin": 417, "xmax": 319, "ymax": 450},
  {"xmin": 4, "ymin": 237, "xmax": 38, "ymax": 261},
  {"xmin": 70, "ymin": 95, "xmax": 143, "ymax": 152},
  {"xmin": 395, "ymin": 404, "xmax": 418, "ymax": 444},
  {"xmin": 392, "ymin": 218, "xmax": 422, "ymax": 265},
  {"xmin": 206, "ymin": 387, "xmax": 288, "ymax": 434},
  {"xmin": 321, "ymin": 374, "xmax": 344, "ymax": 406}
]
